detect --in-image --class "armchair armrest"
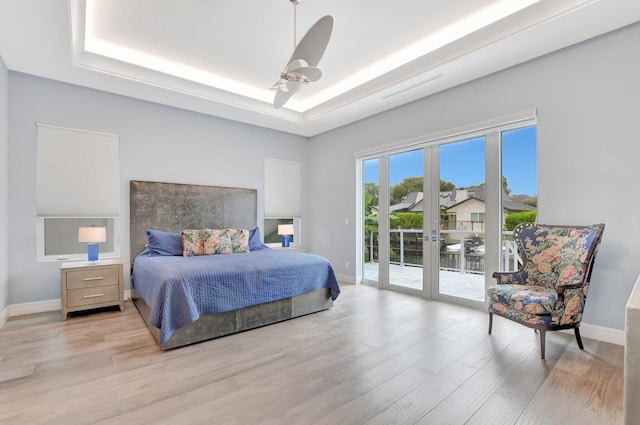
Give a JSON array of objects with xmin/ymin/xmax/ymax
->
[
  {"xmin": 492, "ymin": 270, "xmax": 528, "ymax": 285},
  {"xmin": 554, "ymin": 281, "xmax": 586, "ymax": 291}
]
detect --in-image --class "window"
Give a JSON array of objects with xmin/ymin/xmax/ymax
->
[
  {"xmin": 500, "ymin": 125, "xmax": 537, "ymax": 271},
  {"xmin": 264, "ymin": 158, "xmax": 301, "ymax": 246},
  {"xmin": 37, "ymin": 217, "xmax": 119, "ymax": 261},
  {"xmin": 471, "ymin": 212, "xmax": 485, "ymax": 223},
  {"xmin": 36, "ymin": 124, "xmax": 120, "ymax": 262},
  {"xmin": 263, "ymin": 218, "xmax": 301, "ymax": 245}
]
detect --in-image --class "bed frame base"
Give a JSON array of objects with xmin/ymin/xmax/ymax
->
[{"xmin": 131, "ymin": 288, "xmax": 333, "ymax": 350}]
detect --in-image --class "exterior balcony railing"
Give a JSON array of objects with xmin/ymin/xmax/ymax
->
[{"xmin": 365, "ymin": 228, "xmax": 521, "ymax": 274}]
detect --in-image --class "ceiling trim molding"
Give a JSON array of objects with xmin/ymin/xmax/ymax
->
[{"xmin": 0, "ymin": 0, "xmax": 626, "ymax": 137}]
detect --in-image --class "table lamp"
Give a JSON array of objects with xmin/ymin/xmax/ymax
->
[
  {"xmin": 277, "ymin": 224, "xmax": 294, "ymax": 248},
  {"xmin": 78, "ymin": 226, "xmax": 106, "ymax": 262}
]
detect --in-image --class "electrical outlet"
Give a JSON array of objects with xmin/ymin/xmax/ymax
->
[
  {"xmin": 345, "ymin": 261, "xmax": 349, "ymax": 269},
  {"xmin": 344, "ymin": 217, "xmax": 349, "ymax": 225}
]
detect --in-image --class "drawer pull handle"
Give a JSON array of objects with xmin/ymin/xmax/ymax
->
[
  {"xmin": 83, "ymin": 276, "xmax": 104, "ymax": 281},
  {"xmin": 83, "ymin": 293, "xmax": 105, "ymax": 298}
]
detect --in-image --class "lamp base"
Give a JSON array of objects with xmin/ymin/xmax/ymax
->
[
  {"xmin": 87, "ymin": 243, "xmax": 99, "ymax": 262},
  {"xmin": 281, "ymin": 235, "xmax": 290, "ymax": 248}
]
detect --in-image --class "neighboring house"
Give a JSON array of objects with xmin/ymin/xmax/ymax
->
[
  {"xmin": 446, "ymin": 185, "xmax": 536, "ymax": 230},
  {"xmin": 390, "ymin": 191, "xmax": 423, "ymax": 212},
  {"xmin": 390, "ymin": 186, "xmax": 536, "ymax": 230},
  {"xmin": 440, "ymin": 188, "xmax": 475, "ymax": 209},
  {"xmin": 444, "ymin": 197, "xmax": 488, "ymax": 231}
]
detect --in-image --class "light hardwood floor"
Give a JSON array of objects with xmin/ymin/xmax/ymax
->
[{"xmin": 0, "ymin": 284, "xmax": 624, "ymax": 425}]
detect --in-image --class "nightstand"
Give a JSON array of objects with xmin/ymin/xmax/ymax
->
[{"xmin": 60, "ymin": 259, "xmax": 124, "ymax": 320}]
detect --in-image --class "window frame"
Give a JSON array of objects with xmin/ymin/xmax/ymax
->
[{"xmin": 36, "ymin": 216, "xmax": 120, "ymax": 262}]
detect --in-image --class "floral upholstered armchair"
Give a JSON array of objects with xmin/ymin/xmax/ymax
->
[{"xmin": 488, "ymin": 223, "xmax": 605, "ymax": 359}]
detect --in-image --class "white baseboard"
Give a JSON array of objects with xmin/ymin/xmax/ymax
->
[
  {"xmin": 8, "ymin": 298, "xmax": 61, "ymax": 317},
  {"xmin": 568, "ymin": 322, "xmax": 625, "ymax": 347},
  {"xmin": 336, "ymin": 273, "xmax": 357, "ymax": 285},
  {"xmin": 5, "ymin": 290, "xmax": 132, "ymax": 319}
]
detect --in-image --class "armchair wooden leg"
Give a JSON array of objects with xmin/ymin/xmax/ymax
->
[
  {"xmin": 539, "ymin": 329, "xmax": 546, "ymax": 360},
  {"xmin": 488, "ymin": 312, "xmax": 493, "ymax": 334},
  {"xmin": 574, "ymin": 327, "xmax": 584, "ymax": 350}
]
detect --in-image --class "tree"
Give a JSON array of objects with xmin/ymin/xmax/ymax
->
[
  {"xmin": 389, "ymin": 177, "xmax": 457, "ymax": 205},
  {"xmin": 440, "ymin": 179, "xmax": 455, "ymax": 191},
  {"xmin": 364, "ymin": 182, "xmax": 379, "ymax": 210},
  {"xmin": 477, "ymin": 176, "xmax": 512, "ymax": 195},
  {"xmin": 502, "ymin": 175, "xmax": 512, "ymax": 195},
  {"xmin": 390, "ymin": 176, "xmax": 423, "ymax": 205}
]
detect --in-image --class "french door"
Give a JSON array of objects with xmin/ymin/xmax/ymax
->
[
  {"xmin": 359, "ymin": 116, "xmax": 537, "ymax": 308},
  {"xmin": 379, "ymin": 140, "xmax": 487, "ymax": 305}
]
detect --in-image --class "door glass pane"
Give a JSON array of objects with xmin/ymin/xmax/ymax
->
[
  {"xmin": 438, "ymin": 137, "xmax": 486, "ymax": 302},
  {"xmin": 501, "ymin": 126, "xmax": 537, "ymax": 271},
  {"xmin": 363, "ymin": 158, "xmax": 379, "ymax": 283},
  {"xmin": 389, "ymin": 149, "xmax": 424, "ymax": 290}
]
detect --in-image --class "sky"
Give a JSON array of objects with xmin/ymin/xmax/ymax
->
[{"xmin": 363, "ymin": 126, "xmax": 537, "ymax": 196}]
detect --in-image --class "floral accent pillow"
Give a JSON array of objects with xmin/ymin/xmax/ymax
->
[
  {"xmin": 182, "ymin": 229, "xmax": 204, "ymax": 256},
  {"xmin": 203, "ymin": 228, "xmax": 250, "ymax": 255},
  {"xmin": 230, "ymin": 229, "xmax": 250, "ymax": 253}
]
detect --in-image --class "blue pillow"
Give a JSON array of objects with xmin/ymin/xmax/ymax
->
[
  {"xmin": 146, "ymin": 229, "xmax": 183, "ymax": 256},
  {"xmin": 249, "ymin": 227, "xmax": 266, "ymax": 251}
]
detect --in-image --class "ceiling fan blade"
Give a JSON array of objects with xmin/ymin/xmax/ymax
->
[
  {"xmin": 274, "ymin": 88, "xmax": 294, "ymax": 109},
  {"xmin": 269, "ymin": 80, "xmax": 282, "ymax": 90},
  {"xmin": 289, "ymin": 15, "xmax": 333, "ymax": 67}
]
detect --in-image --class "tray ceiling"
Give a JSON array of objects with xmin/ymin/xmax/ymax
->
[{"xmin": 1, "ymin": 0, "xmax": 639, "ymax": 136}]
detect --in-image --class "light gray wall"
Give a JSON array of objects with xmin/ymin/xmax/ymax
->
[
  {"xmin": 7, "ymin": 73, "xmax": 308, "ymax": 304},
  {"xmin": 0, "ymin": 55, "xmax": 8, "ymax": 312},
  {"xmin": 6, "ymin": 24, "xmax": 640, "ymax": 332},
  {"xmin": 308, "ymin": 23, "xmax": 640, "ymax": 331}
]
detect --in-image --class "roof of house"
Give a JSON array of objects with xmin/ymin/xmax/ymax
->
[
  {"xmin": 390, "ymin": 192, "xmax": 423, "ymax": 212},
  {"xmin": 445, "ymin": 185, "xmax": 536, "ymax": 212},
  {"xmin": 389, "ymin": 186, "xmax": 536, "ymax": 213}
]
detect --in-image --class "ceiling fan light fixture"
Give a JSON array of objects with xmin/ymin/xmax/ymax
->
[{"xmin": 286, "ymin": 77, "xmax": 306, "ymax": 93}]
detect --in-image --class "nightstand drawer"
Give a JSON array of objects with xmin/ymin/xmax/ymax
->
[
  {"xmin": 67, "ymin": 284, "xmax": 120, "ymax": 308},
  {"xmin": 66, "ymin": 267, "xmax": 120, "ymax": 290}
]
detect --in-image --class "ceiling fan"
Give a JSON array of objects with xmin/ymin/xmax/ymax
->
[{"xmin": 271, "ymin": 0, "xmax": 333, "ymax": 109}]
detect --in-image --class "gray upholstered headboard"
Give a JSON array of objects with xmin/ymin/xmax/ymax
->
[{"xmin": 129, "ymin": 180, "xmax": 257, "ymax": 263}]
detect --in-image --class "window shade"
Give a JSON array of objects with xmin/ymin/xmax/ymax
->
[
  {"xmin": 36, "ymin": 124, "xmax": 120, "ymax": 216},
  {"xmin": 264, "ymin": 158, "xmax": 301, "ymax": 218}
]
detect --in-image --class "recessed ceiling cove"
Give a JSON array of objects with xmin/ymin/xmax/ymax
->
[{"xmin": 0, "ymin": 0, "xmax": 637, "ymax": 136}]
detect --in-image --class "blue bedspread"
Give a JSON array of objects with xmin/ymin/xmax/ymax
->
[{"xmin": 132, "ymin": 248, "xmax": 341, "ymax": 344}]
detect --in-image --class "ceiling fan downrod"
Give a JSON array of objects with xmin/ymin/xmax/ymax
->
[{"xmin": 291, "ymin": 0, "xmax": 299, "ymax": 49}]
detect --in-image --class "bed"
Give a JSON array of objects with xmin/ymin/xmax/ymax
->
[{"xmin": 129, "ymin": 180, "xmax": 340, "ymax": 350}]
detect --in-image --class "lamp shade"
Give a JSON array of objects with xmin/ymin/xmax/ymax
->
[
  {"xmin": 78, "ymin": 227, "xmax": 107, "ymax": 243},
  {"xmin": 277, "ymin": 224, "xmax": 294, "ymax": 236}
]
